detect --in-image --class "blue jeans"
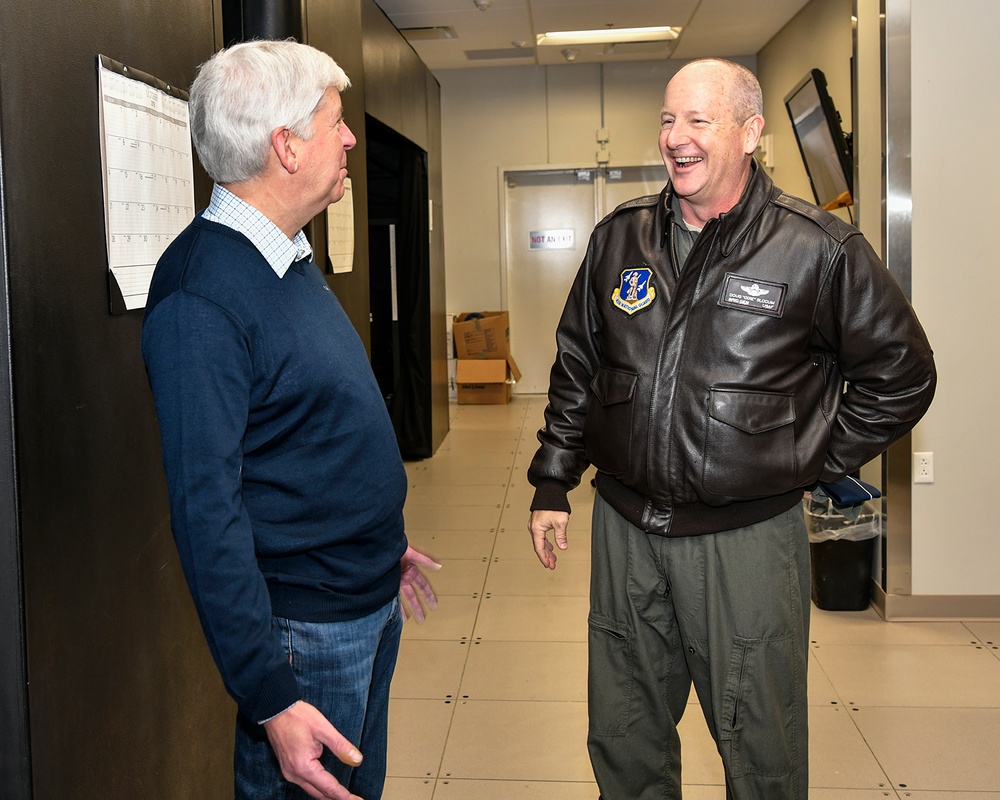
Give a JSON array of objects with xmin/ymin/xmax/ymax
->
[{"xmin": 234, "ymin": 597, "xmax": 403, "ymax": 800}]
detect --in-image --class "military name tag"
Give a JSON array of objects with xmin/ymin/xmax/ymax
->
[{"xmin": 718, "ymin": 273, "xmax": 787, "ymax": 317}]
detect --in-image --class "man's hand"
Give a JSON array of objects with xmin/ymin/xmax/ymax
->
[
  {"xmin": 399, "ymin": 545, "xmax": 441, "ymax": 622},
  {"xmin": 528, "ymin": 510, "xmax": 570, "ymax": 570},
  {"xmin": 263, "ymin": 701, "xmax": 364, "ymax": 800}
]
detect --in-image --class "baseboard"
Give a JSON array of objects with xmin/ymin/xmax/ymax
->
[{"xmin": 873, "ymin": 582, "xmax": 1000, "ymax": 621}]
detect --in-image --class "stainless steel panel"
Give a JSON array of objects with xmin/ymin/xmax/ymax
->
[{"xmin": 876, "ymin": 0, "xmax": 916, "ymax": 612}]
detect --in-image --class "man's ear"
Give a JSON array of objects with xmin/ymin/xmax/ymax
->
[
  {"xmin": 743, "ymin": 115, "xmax": 765, "ymax": 155},
  {"xmin": 271, "ymin": 127, "xmax": 299, "ymax": 174}
]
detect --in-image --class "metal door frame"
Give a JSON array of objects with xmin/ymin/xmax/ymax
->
[
  {"xmin": 498, "ymin": 163, "xmax": 602, "ymax": 314},
  {"xmin": 499, "ymin": 163, "xmax": 665, "ymax": 395}
]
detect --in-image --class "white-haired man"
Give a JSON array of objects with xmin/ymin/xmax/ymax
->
[{"xmin": 142, "ymin": 40, "xmax": 438, "ymax": 800}]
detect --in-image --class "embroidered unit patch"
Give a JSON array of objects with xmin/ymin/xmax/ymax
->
[
  {"xmin": 718, "ymin": 273, "xmax": 787, "ymax": 317},
  {"xmin": 612, "ymin": 267, "xmax": 656, "ymax": 315}
]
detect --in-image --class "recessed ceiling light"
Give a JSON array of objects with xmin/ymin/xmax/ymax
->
[
  {"xmin": 400, "ymin": 26, "xmax": 458, "ymax": 41},
  {"xmin": 465, "ymin": 48, "xmax": 536, "ymax": 61}
]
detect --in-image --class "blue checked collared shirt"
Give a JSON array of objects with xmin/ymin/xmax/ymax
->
[{"xmin": 202, "ymin": 184, "xmax": 312, "ymax": 278}]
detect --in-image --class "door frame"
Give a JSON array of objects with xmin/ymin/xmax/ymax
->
[{"xmin": 498, "ymin": 162, "xmax": 665, "ymax": 394}]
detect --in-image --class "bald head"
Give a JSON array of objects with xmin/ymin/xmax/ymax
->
[{"xmin": 670, "ymin": 59, "xmax": 763, "ymax": 126}]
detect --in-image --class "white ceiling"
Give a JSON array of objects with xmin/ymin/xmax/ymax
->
[{"xmin": 373, "ymin": 0, "xmax": 813, "ymax": 72}]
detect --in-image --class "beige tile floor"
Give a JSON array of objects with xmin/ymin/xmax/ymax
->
[{"xmin": 387, "ymin": 396, "xmax": 1000, "ymax": 800}]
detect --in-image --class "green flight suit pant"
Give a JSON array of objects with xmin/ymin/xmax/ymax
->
[{"xmin": 588, "ymin": 495, "xmax": 811, "ymax": 800}]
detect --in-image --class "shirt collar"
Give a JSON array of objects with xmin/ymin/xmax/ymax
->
[
  {"xmin": 670, "ymin": 192, "xmax": 704, "ymax": 233},
  {"xmin": 202, "ymin": 184, "xmax": 312, "ymax": 278}
]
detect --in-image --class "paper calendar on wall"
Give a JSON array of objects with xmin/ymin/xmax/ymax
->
[{"xmin": 97, "ymin": 55, "xmax": 195, "ymax": 313}]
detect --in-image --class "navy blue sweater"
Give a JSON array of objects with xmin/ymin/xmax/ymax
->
[{"xmin": 142, "ymin": 216, "xmax": 407, "ymax": 722}]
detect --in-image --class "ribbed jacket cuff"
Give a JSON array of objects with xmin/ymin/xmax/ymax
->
[{"xmin": 529, "ymin": 480, "xmax": 572, "ymax": 514}]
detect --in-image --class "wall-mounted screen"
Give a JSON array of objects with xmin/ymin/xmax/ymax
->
[{"xmin": 784, "ymin": 68, "xmax": 853, "ymax": 211}]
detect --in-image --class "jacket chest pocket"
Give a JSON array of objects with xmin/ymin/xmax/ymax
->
[
  {"xmin": 584, "ymin": 367, "xmax": 638, "ymax": 478},
  {"xmin": 702, "ymin": 388, "xmax": 797, "ymax": 497}
]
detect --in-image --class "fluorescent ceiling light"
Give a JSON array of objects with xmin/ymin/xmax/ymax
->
[{"xmin": 536, "ymin": 26, "xmax": 680, "ymax": 47}]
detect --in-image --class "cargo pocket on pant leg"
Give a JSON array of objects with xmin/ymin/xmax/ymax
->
[
  {"xmin": 720, "ymin": 633, "xmax": 803, "ymax": 778},
  {"xmin": 588, "ymin": 613, "xmax": 635, "ymax": 736}
]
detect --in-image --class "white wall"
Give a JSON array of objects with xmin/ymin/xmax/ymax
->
[
  {"xmin": 439, "ymin": 67, "xmax": 549, "ymax": 312},
  {"xmin": 755, "ymin": 0, "xmax": 854, "ymax": 223},
  {"xmin": 745, "ymin": 0, "xmax": 1000, "ymax": 601},
  {"xmin": 438, "ymin": 58, "xmax": 752, "ymax": 313},
  {"xmin": 436, "ymin": 0, "xmax": 1000, "ymax": 605},
  {"xmin": 908, "ymin": 0, "xmax": 1000, "ymax": 595}
]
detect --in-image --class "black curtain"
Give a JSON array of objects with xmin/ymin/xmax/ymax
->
[
  {"xmin": 391, "ymin": 147, "xmax": 431, "ymax": 457},
  {"xmin": 366, "ymin": 117, "xmax": 432, "ymax": 458}
]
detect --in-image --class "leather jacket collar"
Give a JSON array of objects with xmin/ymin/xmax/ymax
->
[{"xmin": 661, "ymin": 159, "xmax": 775, "ymax": 258}]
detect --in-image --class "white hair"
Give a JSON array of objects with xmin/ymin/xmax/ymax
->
[{"xmin": 189, "ymin": 39, "xmax": 350, "ymax": 183}]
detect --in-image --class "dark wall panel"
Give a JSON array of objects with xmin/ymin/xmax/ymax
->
[
  {"xmin": 361, "ymin": 0, "xmax": 430, "ymax": 151},
  {"xmin": 305, "ymin": 0, "xmax": 374, "ymax": 350},
  {"xmin": 0, "ymin": 126, "xmax": 31, "ymax": 798},
  {"xmin": 361, "ymin": 0, "xmax": 448, "ymax": 454},
  {"xmin": 1, "ymin": 0, "xmax": 449, "ymax": 795},
  {"xmin": 0, "ymin": 0, "xmax": 233, "ymax": 796},
  {"xmin": 425, "ymin": 71, "xmax": 450, "ymax": 454}
]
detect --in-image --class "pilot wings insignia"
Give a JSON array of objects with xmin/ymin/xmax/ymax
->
[{"xmin": 741, "ymin": 283, "xmax": 770, "ymax": 297}]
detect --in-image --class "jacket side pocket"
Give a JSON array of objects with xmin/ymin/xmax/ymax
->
[
  {"xmin": 583, "ymin": 367, "xmax": 638, "ymax": 477},
  {"xmin": 702, "ymin": 388, "xmax": 796, "ymax": 497}
]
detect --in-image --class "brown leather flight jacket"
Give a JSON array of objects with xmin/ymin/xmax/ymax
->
[{"xmin": 528, "ymin": 164, "xmax": 936, "ymax": 537}]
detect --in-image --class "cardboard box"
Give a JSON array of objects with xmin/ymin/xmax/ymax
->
[
  {"xmin": 445, "ymin": 313, "xmax": 455, "ymax": 360},
  {"xmin": 456, "ymin": 355, "xmax": 522, "ymax": 405},
  {"xmin": 453, "ymin": 311, "xmax": 511, "ymax": 360},
  {"xmin": 447, "ymin": 357, "xmax": 458, "ymax": 403},
  {"xmin": 453, "ymin": 311, "xmax": 521, "ymax": 404}
]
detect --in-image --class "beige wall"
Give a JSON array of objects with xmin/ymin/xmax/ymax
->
[
  {"xmin": 437, "ymin": 0, "xmax": 1000, "ymax": 605},
  {"xmin": 439, "ymin": 66, "xmax": 549, "ymax": 311},
  {"xmin": 907, "ymin": 0, "xmax": 1000, "ymax": 595},
  {"xmin": 438, "ymin": 0, "xmax": 852, "ymax": 317},
  {"xmin": 735, "ymin": 0, "xmax": 1000, "ymax": 602},
  {"xmin": 756, "ymin": 0, "xmax": 854, "ymax": 222},
  {"xmin": 438, "ymin": 57, "xmax": 752, "ymax": 313}
]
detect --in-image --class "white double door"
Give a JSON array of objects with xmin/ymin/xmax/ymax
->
[{"xmin": 503, "ymin": 164, "xmax": 666, "ymax": 394}]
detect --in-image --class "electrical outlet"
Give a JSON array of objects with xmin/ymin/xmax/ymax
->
[{"xmin": 914, "ymin": 451, "xmax": 934, "ymax": 484}]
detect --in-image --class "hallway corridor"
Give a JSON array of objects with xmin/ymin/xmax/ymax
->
[{"xmin": 385, "ymin": 397, "xmax": 1000, "ymax": 799}]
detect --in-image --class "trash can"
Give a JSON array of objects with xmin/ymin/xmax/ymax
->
[{"xmin": 803, "ymin": 496, "xmax": 880, "ymax": 611}]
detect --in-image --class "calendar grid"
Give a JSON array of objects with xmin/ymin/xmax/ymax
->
[{"xmin": 98, "ymin": 57, "xmax": 195, "ymax": 311}]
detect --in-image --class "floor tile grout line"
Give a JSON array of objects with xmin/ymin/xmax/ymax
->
[
  {"xmin": 417, "ymin": 399, "xmax": 538, "ymax": 794},
  {"xmin": 398, "ymin": 405, "xmax": 490, "ymax": 789},
  {"xmin": 808, "ymin": 633, "xmax": 999, "ymax": 794},
  {"xmin": 415, "ymin": 402, "xmax": 1000, "ymax": 798}
]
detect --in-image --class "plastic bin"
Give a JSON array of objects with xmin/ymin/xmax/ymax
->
[{"xmin": 803, "ymin": 497, "xmax": 880, "ymax": 611}]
